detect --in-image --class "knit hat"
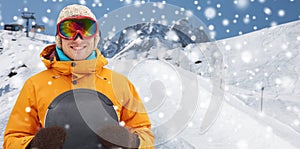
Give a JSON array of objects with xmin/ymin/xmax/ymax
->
[{"xmin": 55, "ymin": 4, "xmax": 100, "ymax": 49}]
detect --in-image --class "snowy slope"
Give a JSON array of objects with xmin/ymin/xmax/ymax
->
[
  {"xmin": 0, "ymin": 30, "xmax": 55, "ymax": 146},
  {"xmin": 169, "ymin": 67, "xmax": 297, "ymax": 149},
  {"xmin": 109, "ymin": 58, "xmax": 298, "ymax": 148},
  {"xmin": 216, "ymin": 20, "xmax": 300, "ymax": 135},
  {"xmin": 0, "ymin": 20, "xmax": 300, "ymax": 148}
]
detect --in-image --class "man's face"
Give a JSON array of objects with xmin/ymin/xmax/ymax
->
[{"xmin": 61, "ymin": 36, "xmax": 95, "ymax": 61}]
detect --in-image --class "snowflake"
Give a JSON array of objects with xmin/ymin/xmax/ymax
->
[
  {"xmin": 204, "ymin": 7, "xmax": 216, "ymax": 20},
  {"xmin": 222, "ymin": 19, "xmax": 230, "ymax": 26},
  {"xmin": 235, "ymin": 0, "xmax": 250, "ymax": 9},
  {"xmin": 278, "ymin": 9, "xmax": 285, "ymax": 17},
  {"xmin": 25, "ymin": 107, "xmax": 31, "ymax": 113},
  {"xmin": 264, "ymin": 7, "xmax": 272, "ymax": 15},
  {"xmin": 158, "ymin": 112, "xmax": 164, "ymax": 118},
  {"xmin": 42, "ymin": 16, "xmax": 49, "ymax": 23},
  {"xmin": 241, "ymin": 51, "xmax": 252, "ymax": 63}
]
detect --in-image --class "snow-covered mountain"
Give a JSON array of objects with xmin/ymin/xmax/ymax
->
[
  {"xmin": 99, "ymin": 19, "xmax": 210, "ymax": 58},
  {"xmin": 0, "ymin": 19, "xmax": 300, "ymax": 148},
  {"xmin": 100, "ymin": 19, "xmax": 215, "ymax": 78}
]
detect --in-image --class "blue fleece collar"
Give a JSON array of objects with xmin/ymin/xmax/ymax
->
[{"xmin": 55, "ymin": 46, "xmax": 96, "ymax": 61}]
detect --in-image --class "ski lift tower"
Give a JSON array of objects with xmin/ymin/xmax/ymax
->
[{"xmin": 21, "ymin": 12, "xmax": 36, "ymax": 37}]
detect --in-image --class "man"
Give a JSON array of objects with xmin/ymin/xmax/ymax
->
[{"xmin": 3, "ymin": 4, "xmax": 154, "ymax": 149}]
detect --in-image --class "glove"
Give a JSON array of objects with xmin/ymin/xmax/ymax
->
[
  {"xmin": 27, "ymin": 126, "xmax": 66, "ymax": 149},
  {"xmin": 98, "ymin": 125, "xmax": 140, "ymax": 149}
]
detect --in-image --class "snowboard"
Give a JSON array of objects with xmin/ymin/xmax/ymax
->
[{"xmin": 45, "ymin": 89, "xmax": 119, "ymax": 149}]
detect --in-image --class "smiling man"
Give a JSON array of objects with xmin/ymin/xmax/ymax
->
[{"xmin": 3, "ymin": 4, "xmax": 154, "ymax": 149}]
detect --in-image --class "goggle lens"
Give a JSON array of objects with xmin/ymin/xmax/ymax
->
[{"xmin": 58, "ymin": 17, "xmax": 97, "ymax": 40}]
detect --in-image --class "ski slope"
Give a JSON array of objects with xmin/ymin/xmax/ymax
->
[{"xmin": 0, "ymin": 20, "xmax": 300, "ymax": 148}]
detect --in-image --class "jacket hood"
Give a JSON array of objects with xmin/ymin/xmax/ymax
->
[{"xmin": 40, "ymin": 44, "xmax": 108, "ymax": 77}]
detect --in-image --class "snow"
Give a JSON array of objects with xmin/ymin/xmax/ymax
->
[
  {"xmin": 204, "ymin": 7, "xmax": 217, "ymax": 20},
  {"xmin": 1, "ymin": 17, "xmax": 300, "ymax": 149},
  {"xmin": 278, "ymin": 10, "xmax": 285, "ymax": 17},
  {"xmin": 235, "ymin": 0, "xmax": 250, "ymax": 10},
  {"xmin": 0, "ymin": 30, "xmax": 55, "ymax": 145}
]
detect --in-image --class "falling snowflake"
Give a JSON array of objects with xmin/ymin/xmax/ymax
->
[
  {"xmin": 190, "ymin": 35, "xmax": 196, "ymax": 41},
  {"xmin": 143, "ymin": 97, "xmax": 150, "ymax": 103},
  {"xmin": 258, "ymin": 0, "xmax": 266, "ymax": 3},
  {"xmin": 241, "ymin": 51, "xmax": 252, "ymax": 63},
  {"xmin": 235, "ymin": 0, "xmax": 250, "ymax": 9},
  {"xmin": 42, "ymin": 16, "xmax": 49, "ymax": 23},
  {"xmin": 65, "ymin": 124, "xmax": 70, "ymax": 129},
  {"xmin": 270, "ymin": 21, "xmax": 277, "ymax": 27},
  {"xmin": 25, "ymin": 107, "xmax": 31, "ymax": 113},
  {"xmin": 185, "ymin": 10, "xmax": 193, "ymax": 17},
  {"xmin": 222, "ymin": 19, "xmax": 230, "ymax": 26},
  {"xmin": 78, "ymin": 0, "xmax": 86, "ymax": 5},
  {"xmin": 134, "ymin": 1, "xmax": 141, "ymax": 7},
  {"xmin": 264, "ymin": 7, "xmax": 272, "ymax": 15},
  {"xmin": 166, "ymin": 31, "xmax": 179, "ymax": 41},
  {"xmin": 124, "ymin": 0, "xmax": 132, "ymax": 4},
  {"xmin": 293, "ymin": 119, "xmax": 300, "ymax": 126},
  {"xmin": 158, "ymin": 112, "xmax": 164, "ymax": 118},
  {"xmin": 243, "ymin": 14, "xmax": 250, "ymax": 24},
  {"xmin": 23, "ymin": 7, "xmax": 28, "ymax": 12},
  {"xmin": 119, "ymin": 121, "xmax": 125, "ymax": 126},
  {"xmin": 278, "ymin": 9, "xmax": 285, "ymax": 17},
  {"xmin": 197, "ymin": 6, "xmax": 201, "ymax": 10},
  {"xmin": 13, "ymin": 16, "xmax": 18, "ymax": 21},
  {"xmin": 204, "ymin": 7, "xmax": 216, "ymax": 20},
  {"xmin": 28, "ymin": 44, "xmax": 34, "ymax": 50}
]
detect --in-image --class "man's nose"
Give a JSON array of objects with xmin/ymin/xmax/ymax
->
[{"xmin": 73, "ymin": 33, "xmax": 83, "ymax": 41}]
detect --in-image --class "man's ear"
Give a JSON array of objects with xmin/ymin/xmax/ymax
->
[{"xmin": 55, "ymin": 35, "xmax": 62, "ymax": 49}]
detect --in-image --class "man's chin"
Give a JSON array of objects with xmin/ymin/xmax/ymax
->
[{"xmin": 69, "ymin": 54, "xmax": 86, "ymax": 61}]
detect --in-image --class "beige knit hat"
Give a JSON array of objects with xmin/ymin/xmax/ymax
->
[{"xmin": 55, "ymin": 4, "xmax": 100, "ymax": 49}]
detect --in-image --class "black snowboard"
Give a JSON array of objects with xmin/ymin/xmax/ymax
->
[{"xmin": 45, "ymin": 89, "xmax": 119, "ymax": 149}]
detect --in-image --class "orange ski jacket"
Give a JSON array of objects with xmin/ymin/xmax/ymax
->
[{"xmin": 3, "ymin": 44, "xmax": 154, "ymax": 149}]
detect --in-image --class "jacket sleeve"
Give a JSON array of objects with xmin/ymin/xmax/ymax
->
[
  {"xmin": 120, "ymin": 80, "xmax": 155, "ymax": 149},
  {"xmin": 3, "ymin": 79, "xmax": 40, "ymax": 149}
]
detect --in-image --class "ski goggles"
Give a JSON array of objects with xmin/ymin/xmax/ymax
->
[{"xmin": 57, "ymin": 16, "xmax": 99, "ymax": 40}]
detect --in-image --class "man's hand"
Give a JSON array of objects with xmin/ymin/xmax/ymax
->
[
  {"xmin": 27, "ymin": 126, "xmax": 66, "ymax": 149},
  {"xmin": 98, "ymin": 125, "xmax": 140, "ymax": 149}
]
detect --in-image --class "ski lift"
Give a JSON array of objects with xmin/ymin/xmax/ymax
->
[
  {"xmin": 21, "ymin": 12, "xmax": 36, "ymax": 37},
  {"xmin": 31, "ymin": 24, "xmax": 46, "ymax": 39},
  {"xmin": 32, "ymin": 24, "xmax": 46, "ymax": 32},
  {"xmin": 4, "ymin": 24, "xmax": 24, "ymax": 31},
  {"xmin": 4, "ymin": 24, "xmax": 22, "ymax": 41}
]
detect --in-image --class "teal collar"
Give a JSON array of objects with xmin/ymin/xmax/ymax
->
[{"xmin": 55, "ymin": 46, "xmax": 96, "ymax": 61}]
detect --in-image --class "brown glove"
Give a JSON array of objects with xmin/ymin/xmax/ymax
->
[
  {"xmin": 98, "ymin": 125, "xmax": 140, "ymax": 149},
  {"xmin": 27, "ymin": 126, "xmax": 66, "ymax": 149}
]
